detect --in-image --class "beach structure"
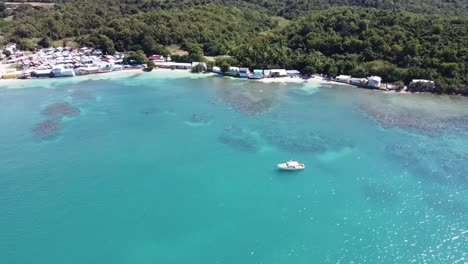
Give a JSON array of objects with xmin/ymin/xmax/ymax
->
[
  {"xmin": 239, "ymin": 68, "xmax": 250, "ymax": 78},
  {"xmin": 411, "ymin": 79, "xmax": 434, "ymax": 84},
  {"xmin": 4, "ymin": 43, "xmax": 16, "ymax": 54},
  {"xmin": 1, "ymin": 70, "xmax": 20, "ymax": 79},
  {"xmin": 154, "ymin": 62, "xmax": 192, "ymax": 69},
  {"xmin": 51, "ymin": 66, "xmax": 75, "ymax": 77},
  {"xmin": 409, "ymin": 79, "xmax": 437, "ymax": 92},
  {"xmin": 350, "ymin": 77, "xmax": 367, "ymax": 86},
  {"xmin": 335, "ymin": 75, "xmax": 351, "ymax": 83},
  {"xmin": 148, "ymin": 55, "xmax": 165, "ymax": 62},
  {"xmin": 112, "ymin": 65, "xmax": 123, "ymax": 71},
  {"xmin": 97, "ymin": 64, "xmax": 113, "ymax": 73},
  {"xmin": 287, "ymin": 70, "xmax": 301, "ymax": 78},
  {"xmin": 385, "ymin": 83, "xmax": 400, "ymax": 91},
  {"xmin": 368, "ymin": 76, "xmax": 382, "ymax": 88},
  {"xmin": 249, "ymin": 69, "xmax": 263, "ymax": 79},
  {"xmin": 212, "ymin": 66, "xmax": 223, "ymax": 74},
  {"xmin": 31, "ymin": 69, "xmax": 53, "ymax": 78},
  {"xmin": 269, "ymin": 69, "xmax": 288, "ymax": 78},
  {"xmin": 227, "ymin": 67, "xmax": 240, "ymax": 77}
]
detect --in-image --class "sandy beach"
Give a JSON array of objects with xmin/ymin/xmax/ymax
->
[{"xmin": 1, "ymin": 66, "xmax": 355, "ymax": 89}]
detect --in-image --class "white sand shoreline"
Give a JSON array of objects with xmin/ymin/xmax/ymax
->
[{"xmin": 0, "ymin": 68, "xmax": 413, "ymax": 95}]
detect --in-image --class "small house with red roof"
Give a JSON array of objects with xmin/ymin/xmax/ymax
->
[{"xmin": 148, "ymin": 55, "xmax": 165, "ymax": 62}]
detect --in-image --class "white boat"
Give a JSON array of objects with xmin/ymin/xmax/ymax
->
[{"xmin": 277, "ymin": 160, "xmax": 305, "ymax": 171}]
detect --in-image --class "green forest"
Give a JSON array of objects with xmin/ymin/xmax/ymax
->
[{"xmin": 0, "ymin": 0, "xmax": 467, "ymax": 93}]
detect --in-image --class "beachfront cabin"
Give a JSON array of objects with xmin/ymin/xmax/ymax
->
[
  {"xmin": 31, "ymin": 69, "xmax": 53, "ymax": 78},
  {"xmin": 154, "ymin": 62, "xmax": 192, "ymax": 69},
  {"xmin": 411, "ymin": 79, "xmax": 434, "ymax": 84},
  {"xmin": 92, "ymin": 49, "xmax": 103, "ymax": 55},
  {"xmin": 409, "ymin": 79, "xmax": 437, "ymax": 93},
  {"xmin": 5, "ymin": 43, "xmax": 16, "ymax": 53},
  {"xmin": 385, "ymin": 83, "xmax": 400, "ymax": 91},
  {"xmin": 249, "ymin": 69, "xmax": 263, "ymax": 79},
  {"xmin": 367, "ymin": 76, "xmax": 382, "ymax": 89},
  {"xmin": 148, "ymin": 55, "xmax": 165, "ymax": 62},
  {"xmin": 239, "ymin": 68, "xmax": 250, "ymax": 78},
  {"xmin": 269, "ymin": 69, "xmax": 288, "ymax": 78},
  {"xmin": 226, "ymin": 67, "xmax": 240, "ymax": 77},
  {"xmin": 98, "ymin": 64, "xmax": 113, "ymax": 73},
  {"xmin": 335, "ymin": 75, "xmax": 351, "ymax": 83},
  {"xmin": 51, "ymin": 66, "xmax": 76, "ymax": 77},
  {"xmin": 1, "ymin": 70, "xmax": 20, "ymax": 79},
  {"xmin": 287, "ymin": 70, "xmax": 301, "ymax": 78},
  {"xmin": 212, "ymin": 66, "xmax": 223, "ymax": 74},
  {"xmin": 350, "ymin": 78, "xmax": 367, "ymax": 86},
  {"xmin": 112, "ymin": 65, "xmax": 123, "ymax": 71}
]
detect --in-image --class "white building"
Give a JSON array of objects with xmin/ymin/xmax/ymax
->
[
  {"xmin": 368, "ymin": 76, "xmax": 382, "ymax": 88},
  {"xmin": 350, "ymin": 77, "xmax": 367, "ymax": 86},
  {"xmin": 269, "ymin": 69, "xmax": 288, "ymax": 77},
  {"xmin": 335, "ymin": 75, "xmax": 351, "ymax": 83},
  {"xmin": 154, "ymin": 62, "xmax": 192, "ymax": 69},
  {"xmin": 239, "ymin": 68, "xmax": 250, "ymax": 78},
  {"xmin": 412, "ymin": 79, "xmax": 434, "ymax": 84},
  {"xmin": 212, "ymin": 66, "xmax": 223, "ymax": 74}
]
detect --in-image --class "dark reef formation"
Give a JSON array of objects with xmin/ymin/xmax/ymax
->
[
  {"xmin": 359, "ymin": 103, "xmax": 468, "ymax": 136},
  {"xmin": 385, "ymin": 143, "xmax": 468, "ymax": 189},
  {"xmin": 42, "ymin": 102, "xmax": 80, "ymax": 117},
  {"xmin": 229, "ymin": 94, "xmax": 272, "ymax": 115},
  {"xmin": 218, "ymin": 126, "xmax": 259, "ymax": 152},
  {"xmin": 263, "ymin": 131, "xmax": 327, "ymax": 153},
  {"xmin": 260, "ymin": 126, "xmax": 353, "ymax": 154},
  {"xmin": 216, "ymin": 88, "xmax": 275, "ymax": 115},
  {"xmin": 32, "ymin": 119, "xmax": 61, "ymax": 138}
]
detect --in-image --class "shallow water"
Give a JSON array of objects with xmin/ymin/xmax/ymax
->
[{"xmin": 0, "ymin": 73, "xmax": 467, "ymax": 263}]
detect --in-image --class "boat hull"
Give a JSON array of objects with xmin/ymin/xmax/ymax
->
[{"xmin": 277, "ymin": 163, "xmax": 305, "ymax": 171}]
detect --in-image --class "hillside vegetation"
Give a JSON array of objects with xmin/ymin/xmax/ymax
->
[{"xmin": 1, "ymin": 0, "xmax": 467, "ymax": 93}]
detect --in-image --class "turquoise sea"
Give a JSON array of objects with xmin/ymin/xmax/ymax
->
[{"xmin": 0, "ymin": 72, "xmax": 467, "ymax": 263}]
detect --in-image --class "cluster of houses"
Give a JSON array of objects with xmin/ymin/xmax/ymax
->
[
  {"xmin": 335, "ymin": 75, "xmax": 387, "ymax": 89},
  {"xmin": 335, "ymin": 74, "xmax": 435, "ymax": 91},
  {"xmin": 0, "ymin": 44, "xmax": 206, "ymax": 80},
  {"xmin": 211, "ymin": 67, "xmax": 302, "ymax": 79},
  {"xmin": 0, "ymin": 43, "xmax": 435, "ymax": 91},
  {"xmin": 0, "ymin": 44, "xmax": 128, "ymax": 79}
]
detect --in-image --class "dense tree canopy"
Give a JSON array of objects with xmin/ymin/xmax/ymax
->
[
  {"xmin": 1, "ymin": 0, "xmax": 467, "ymax": 94},
  {"xmin": 279, "ymin": 8, "xmax": 468, "ymax": 93}
]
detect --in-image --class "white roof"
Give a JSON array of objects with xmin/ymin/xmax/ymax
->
[
  {"xmin": 412, "ymin": 79, "xmax": 434, "ymax": 83},
  {"xmin": 286, "ymin": 161, "xmax": 299, "ymax": 166},
  {"xmin": 369, "ymin": 76, "xmax": 382, "ymax": 81},
  {"xmin": 270, "ymin": 69, "xmax": 287, "ymax": 73}
]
